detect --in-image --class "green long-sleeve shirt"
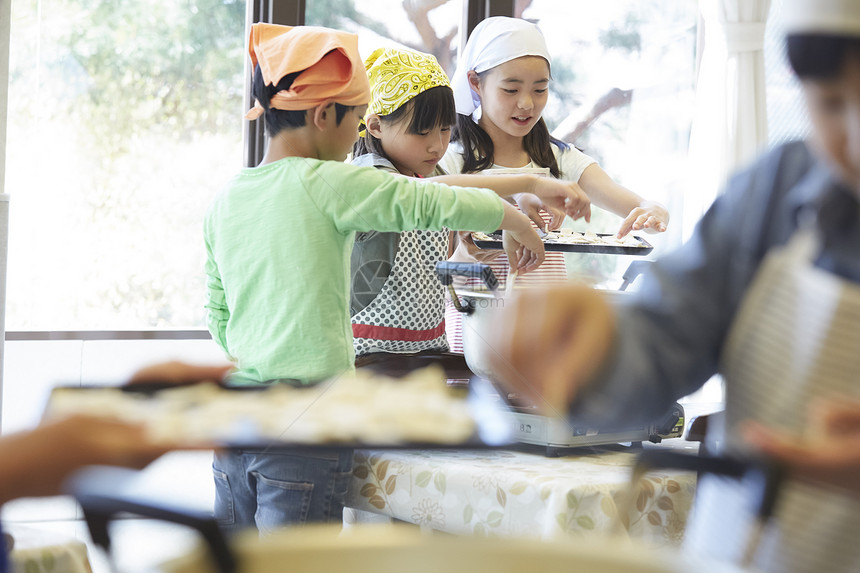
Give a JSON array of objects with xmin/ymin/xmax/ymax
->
[{"xmin": 204, "ymin": 156, "xmax": 504, "ymax": 384}]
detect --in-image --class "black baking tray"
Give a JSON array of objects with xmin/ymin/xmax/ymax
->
[
  {"xmin": 473, "ymin": 231, "xmax": 653, "ymax": 255},
  {"xmin": 43, "ymin": 376, "xmax": 514, "ymax": 451}
]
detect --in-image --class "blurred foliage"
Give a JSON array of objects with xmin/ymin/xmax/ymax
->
[
  {"xmin": 56, "ymin": 0, "xmax": 246, "ymax": 155},
  {"xmin": 547, "ymin": 60, "xmax": 579, "ymax": 117},
  {"xmin": 599, "ymin": 13, "xmax": 642, "ymax": 53},
  {"xmin": 7, "ymin": 0, "xmax": 246, "ymax": 329},
  {"xmin": 305, "ymin": 0, "xmax": 391, "ymax": 38}
]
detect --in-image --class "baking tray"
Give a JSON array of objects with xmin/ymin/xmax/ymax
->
[
  {"xmin": 42, "ymin": 375, "xmax": 514, "ymax": 451},
  {"xmin": 472, "ymin": 231, "xmax": 653, "ymax": 255}
]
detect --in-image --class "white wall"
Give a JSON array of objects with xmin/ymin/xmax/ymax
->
[{"xmin": 2, "ymin": 338, "xmax": 227, "ymax": 433}]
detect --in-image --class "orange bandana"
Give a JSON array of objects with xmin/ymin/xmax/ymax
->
[{"xmin": 245, "ymin": 23, "xmax": 371, "ymax": 120}]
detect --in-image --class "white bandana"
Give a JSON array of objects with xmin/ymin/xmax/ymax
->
[
  {"xmin": 451, "ymin": 17, "xmax": 552, "ymax": 118},
  {"xmin": 780, "ymin": 0, "xmax": 860, "ymax": 36}
]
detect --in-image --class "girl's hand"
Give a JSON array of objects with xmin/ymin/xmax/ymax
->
[
  {"xmin": 514, "ymin": 194, "xmax": 573, "ymax": 232},
  {"xmin": 546, "ymin": 206, "xmax": 567, "ymax": 231},
  {"xmin": 617, "ymin": 201, "xmax": 669, "ymax": 238},
  {"xmin": 484, "ymin": 284, "xmax": 616, "ymax": 415},
  {"xmin": 514, "ymin": 193, "xmax": 550, "ymax": 231},
  {"xmin": 499, "ymin": 202, "xmax": 545, "ymax": 274},
  {"xmin": 502, "ymin": 230, "xmax": 542, "ymax": 274},
  {"xmin": 530, "ymin": 179, "xmax": 591, "ymax": 223}
]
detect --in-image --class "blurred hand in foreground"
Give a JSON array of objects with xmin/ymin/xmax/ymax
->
[
  {"xmin": 742, "ymin": 399, "xmax": 860, "ymax": 498},
  {"xmin": 0, "ymin": 361, "xmax": 233, "ymax": 504},
  {"xmin": 127, "ymin": 360, "xmax": 234, "ymax": 386},
  {"xmin": 484, "ymin": 284, "xmax": 615, "ymax": 415},
  {"xmin": 0, "ymin": 415, "xmax": 191, "ymax": 504}
]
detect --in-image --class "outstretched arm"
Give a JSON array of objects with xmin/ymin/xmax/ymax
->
[
  {"xmin": 432, "ymin": 173, "xmax": 591, "ymax": 225},
  {"xmin": 578, "ymin": 164, "xmax": 669, "ymax": 237}
]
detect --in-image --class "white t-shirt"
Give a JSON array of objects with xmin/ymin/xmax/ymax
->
[{"xmin": 439, "ymin": 141, "xmax": 596, "ymax": 182}]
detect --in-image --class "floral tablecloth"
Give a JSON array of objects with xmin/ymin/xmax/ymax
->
[
  {"xmin": 345, "ymin": 448, "xmax": 697, "ymax": 547},
  {"xmin": 6, "ymin": 524, "xmax": 92, "ymax": 573}
]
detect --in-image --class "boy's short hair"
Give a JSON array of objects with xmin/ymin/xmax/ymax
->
[
  {"xmin": 252, "ymin": 64, "xmax": 353, "ymax": 136},
  {"xmin": 788, "ymin": 34, "xmax": 860, "ymax": 80}
]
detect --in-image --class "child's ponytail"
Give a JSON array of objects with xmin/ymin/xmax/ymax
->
[
  {"xmin": 452, "ymin": 115, "xmax": 495, "ymax": 174},
  {"xmin": 524, "ymin": 118, "xmax": 565, "ymax": 178}
]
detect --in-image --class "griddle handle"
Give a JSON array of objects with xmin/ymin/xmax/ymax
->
[
  {"xmin": 434, "ymin": 261, "xmax": 499, "ymax": 291},
  {"xmin": 65, "ymin": 466, "xmax": 237, "ymax": 573},
  {"xmin": 619, "ymin": 260, "xmax": 652, "ymax": 291},
  {"xmin": 634, "ymin": 449, "xmax": 746, "ymax": 479},
  {"xmin": 748, "ymin": 459, "xmax": 787, "ymax": 524}
]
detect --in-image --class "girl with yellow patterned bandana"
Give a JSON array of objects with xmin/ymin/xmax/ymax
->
[{"xmin": 350, "ymin": 47, "xmax": 590, "ymax": 360}]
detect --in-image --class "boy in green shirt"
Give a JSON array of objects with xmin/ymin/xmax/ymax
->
[{"xmin": 204, "ymin": 23, "xmax": 543, "ymax": 534}]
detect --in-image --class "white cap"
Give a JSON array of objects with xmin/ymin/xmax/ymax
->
[
  {"xmin": 780, "ymin": 0, "xmax": 860, "ymax": 36},
  {"xmin": 451, "ymin": 17, "xmax": 552, "ymax": 117}
]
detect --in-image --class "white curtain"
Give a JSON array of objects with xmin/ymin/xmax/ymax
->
[
  {"xmin": 683, "ymin": 0, "xmax": 772, "ymax": 239},
  {"xmin": 0, "ymin": 1, "xmax": 9, "ymax": 430}
]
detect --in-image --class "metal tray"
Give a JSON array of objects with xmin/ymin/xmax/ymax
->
[
  {"xmin": 473, "ymin": 231, "xmax": 653, "ymax": 255},
  {"xmin": 43, "ymin": 376, "xmax": 514, "ymax": 451}
]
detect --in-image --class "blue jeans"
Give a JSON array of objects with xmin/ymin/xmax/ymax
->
[{"xmin": 212, "ymin": 447, "xmax": 354, "ymax": 535}]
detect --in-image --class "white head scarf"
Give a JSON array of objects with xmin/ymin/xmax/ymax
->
[
  {"xmin": 451, "ymin": 17, "xmax": 552, "ymax": 118},
  {"xmin": 780, "ymin": 0, "xmax": 860, "ymax": 36}
]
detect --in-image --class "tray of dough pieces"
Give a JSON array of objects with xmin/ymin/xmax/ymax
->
[
  {"xmin": 472, "ymin": 229, "xmax": 653, "ymax": 255},
  {"xmin": 42, "ymin": 367, "xmax": 513, "ymax": 450}
]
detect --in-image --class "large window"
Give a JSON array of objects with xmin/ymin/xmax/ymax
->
[
  {"xmin": 5, "ymin": 0, "xmax": 700, "ymax": 330},
  {"xmin": 765, "ymin": 0, "xmax": 810, "ymax": 145},
  {"xmin": 6, "ymin": 0, "xmax": 246, "ymax": 330}
]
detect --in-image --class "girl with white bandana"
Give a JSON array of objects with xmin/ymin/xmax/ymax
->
[
  {"xmin": 441, "ymin": 16, "xmax": 670, "ymax": 352},
  {"xmin": 350, "ymin": 47, "xmax": 590, "ymax": 359},
  {"xmin": 484, "ymin": 2, "xmax": 860, "ymax": 571},
  {"xmin": 444, "ymin": 16, "xmax": 669, "ymax": 238}
]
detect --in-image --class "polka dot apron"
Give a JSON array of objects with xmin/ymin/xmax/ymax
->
[{"xmin": 352, "ymin": 229, "xmax": 449, "ymax": 355}]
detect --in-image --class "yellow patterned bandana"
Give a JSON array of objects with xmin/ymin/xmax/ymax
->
[{"xmin": 363, "ymin": 47, "xmax": 450, "ymax": 124}]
